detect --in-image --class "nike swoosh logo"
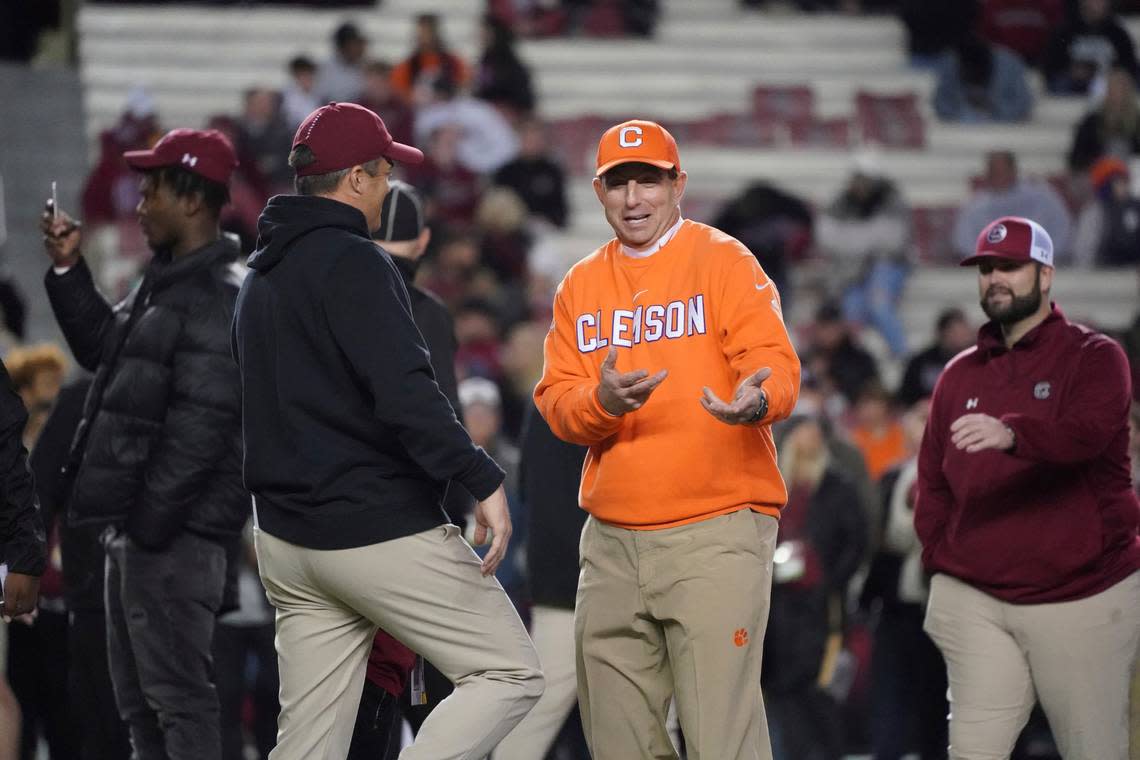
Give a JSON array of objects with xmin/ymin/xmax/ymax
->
[
  {"xmin": 755, "ymin": 281, "xmax": 771, "ymax": 292},
  {"xmin": 633, "ymin": 289, "xmax": 649, "ymax": 301}
]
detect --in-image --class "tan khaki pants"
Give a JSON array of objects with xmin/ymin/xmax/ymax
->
[
  {"xmin": 924, "ymin": 571, "xmax": 1140, "ymax": 760},
  {"xmin": 575, "ymin": 508, "xmax": 778, "ymax": 760},
  {"xmin": 494, "ymin": 606, "xmax": 578, "ymax": 760},
  {"xmin": 255, "ymin": 524, "xmax": 543, "ymax": 760}
]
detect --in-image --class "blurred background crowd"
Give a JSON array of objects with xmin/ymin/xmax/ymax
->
[{"xmin": 1, "ymin": 0, "xmax": 1140, "ymax": 758}]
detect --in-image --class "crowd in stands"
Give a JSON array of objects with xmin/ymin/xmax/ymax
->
[{"xmin": 5, "ymin": 1, "xmax": 1140, "ymax": 759}]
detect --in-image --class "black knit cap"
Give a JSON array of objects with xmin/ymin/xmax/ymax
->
[{"xmin": 376, "ymin": 180, "xmax": 425, "ymax": 243}]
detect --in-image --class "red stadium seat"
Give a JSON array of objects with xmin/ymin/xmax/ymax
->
[
  {"xmin": 751, "ymin": 85, "xmax": 815, "ymax": 123},
  {"xmin": 855, "ymin": 91, "xmax": 925, "ymax": 148},
  {"xmin": 788, "ymin": 117, "xmax": 851, "ymax": 148},
  {"xmin": 912, "ymin": 205, "xmax": 959, "ymax": 263}
]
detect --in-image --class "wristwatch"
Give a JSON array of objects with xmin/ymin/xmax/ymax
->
[{"xmin": 745, "ymin": 391, "xmax": 769, "ymax": 424}]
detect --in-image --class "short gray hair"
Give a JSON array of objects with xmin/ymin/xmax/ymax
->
[{"xmin": 288, "ymin": 145, "xmax": 383, "ymax": 196}]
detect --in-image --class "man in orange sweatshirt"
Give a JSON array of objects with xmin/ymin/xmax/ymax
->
[{"xmin": 534, "ymin": 120, "xmax": 800, "ymax": 759}]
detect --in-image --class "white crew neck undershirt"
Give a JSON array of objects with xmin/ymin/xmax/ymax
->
[{"xmin": 620, "ymin": 215, "xmax": 685, "ymax": 259}]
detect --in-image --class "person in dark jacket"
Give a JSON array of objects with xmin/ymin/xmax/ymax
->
[
  {"xmin": 31, "ymin": 376, "xmax": 131, "ymax": 760},
  {"xmin": 493, "ymin": 119, "xmax": 568, "ymax": 229},
  {"xmin": 916, "ymin": 215, "xmax": 1140, "ymax": 758},
  {"xmin": 348, "ymin": 179, "xmax": 472, "ymax": 758},
  {"xmin": 895, "ymin": 307, "xmax": 974, "ymax": 407},
  {"xmin": 1043, "ymin": 0, "xmax": 1139, "ymax": 94},
  {"xmin": 764, "ymin": 415, "xmax": 867, "ymax": 760},
  {"xmin": 40, "ymin": 128, "xmax": 249, "ymax": 760},
  {"xmin": 494, "ymin": 407, "xmax": 588, "ymax": 760},
  {"xmin": 474, "ymin": 13, "xmax": 535, "ymax": 115},
  {"xmin": 232, "ymin": 102, "xmax": 542, "ymax": 760},
  {"xmin": 1067, "ymin": 65, "xmax": 1140, "ymax": 172},
  {"xmin": 0, "ymin": 357, "xmax": 45, "ymax": 619},
  {"xmin": 0, "ymin": 355, "xmax": 46, "ymax": 760}
]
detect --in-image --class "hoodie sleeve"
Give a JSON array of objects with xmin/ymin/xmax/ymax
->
[{"xmin": 323, "ymin": 245, "xmax": 504, "ymax": 500}]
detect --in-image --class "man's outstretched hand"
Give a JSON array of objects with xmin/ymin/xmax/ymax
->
[
  {"xmin": 596, "ymin": 347, "xmax": 668, "ymax": 416},
  {"xmin": 700, "ymin": 367, "xmax": 771, "ymax": 425}
]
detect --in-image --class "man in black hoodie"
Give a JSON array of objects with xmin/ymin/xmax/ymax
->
[
  {"xmin": 233, "ymin": 102, "xmax": 542, "ymax": 760},
  {"xmin": 41, "ymin": 128, "xmax": 249, "ymax": 760}
]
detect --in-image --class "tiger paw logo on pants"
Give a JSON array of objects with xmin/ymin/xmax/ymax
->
[{"xmin": 733, "ymin": 628, "xmax": 749, "ymax": 647}]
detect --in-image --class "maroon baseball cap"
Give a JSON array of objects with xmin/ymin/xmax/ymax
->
[
  {"xmin": 123, "ymin": 128, "xmax": 238, "ymax": 185},
  {"xmin": 292, "ymin": 102, "xmax": 423, "ymax": 177},
  {"xmin": 960, "ymin": 216, "xmax": 1055, "ymax": 268}
]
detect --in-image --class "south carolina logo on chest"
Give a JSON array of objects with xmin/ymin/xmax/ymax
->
[{"xmin": 575, "ymin": 294, "xmax": 707, "ymax": 353}]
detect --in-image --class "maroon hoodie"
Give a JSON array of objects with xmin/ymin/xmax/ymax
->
[{"xmin": 916, "ymin": 305, "xmax": 1140, "ymax": 604}]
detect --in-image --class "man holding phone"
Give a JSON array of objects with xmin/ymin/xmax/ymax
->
[{"xmin": 40, "ymin": 128, "xmax": 250, "ymax": 760}]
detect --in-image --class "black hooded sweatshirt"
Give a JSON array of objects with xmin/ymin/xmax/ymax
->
[{"xmin": 232, "ymin": 195, "xmax": 503, "ymax": 550}]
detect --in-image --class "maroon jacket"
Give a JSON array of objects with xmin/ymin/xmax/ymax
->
[{"xmin": 916, "ymin": 305, "xmax": 1140, "ymax": 604}]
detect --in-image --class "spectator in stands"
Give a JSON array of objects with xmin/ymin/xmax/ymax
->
[
  {"xmin": 953, "ymin": 151, "xmax": 1072, "ymax": 260},
  {"xmin": 898, "ymin": 0, "xmax": 978, "ymax": 65},
  {"xmin": 977, "ymin": 0, "xmax": 1066, "ymax": 67},
  {"xmin": 460, "ymin": 378, "xmax": 524, "ymax": 602},
  {"xmin": 711, "ymin": 182, "xmax": 813, "ymax": 313},
  {"xmin": 848, "ymin": 380, "xmax": 908, "ymax": 482},
  {"xmin": 476, "ymin": 187, "xmax": 532, "ymax": 290},
  {"xmin": 859, "ymin": 399, "xmax": 949, "ymax": 760},
  {"xmin": 932, "ymin": 34, "xmax": 1034, "ymax": 123},
  {"xmin": 475, "ymin": 14, "xmax": 536, "ymax": 117},
  {"xmin": 391, "ymin": 13, "xmax": 471, "ymax": 106},
  {"xmin": 1068, "ymin": 66, "xmax": 1140, "ymax": 171},
  {"xmin": 315, "ymin": 21, "xmax": 368, "ymax": 103},
  {"xmin": 455, "ymin": 298, "xmax": 505, "ymax": 382},
  {"xmin": 6, "ymin": 344, "xmax": 66, "ymax": 451},
  {"xmin": 415, "ymin": 79, "xmax": 520, "ymax": 175},
  {"xmin": 1043, "ymin": 0, "xmax": 1139, "ymax": 94},
  {"xmin": 764, "ymin": 415, "xmax": 866, "ymax": 760},
  {"xmin": 804, "ymin": 302, "xmax": 880, "ymax": 406},
  {"xmin": 1072, "ymin": 155, "xmax": 1140, "ymax": 267},
  {"xmin": 236, "ymin": 88, "xmax": 294, "ymax": 194},
  {"xmin": 81, "ymin": 87, "xmax": 161, "ymax": 227},
  {"xmin": 404, "ymin": 125, "xmax": 482, "ymax": 229},
  {"xmin": 282, "ymin": 55, "xmax": 319, "ymax": 129},
  {"xmin": 418, "ymin": 230, "xmax": 485, "ymax": 310},
  {"xmin": 896, "ymin": 307, "xmax": 975, "ymax": 407},
  {"xmin": 493, "ymin": 119, "xmax": 569, "ymax": 229},
  {"xmin": 357, "ymin": 60, "xmax": 414, "ymax": 147},
  {"xmin": 816, "ymin": 151, "xmax": 913, "ymax": 357}
]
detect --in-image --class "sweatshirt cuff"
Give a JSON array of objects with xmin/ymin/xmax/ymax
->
[{"xmin": 458, "ymin": 449, "xmax": 506, "ymax": 502}]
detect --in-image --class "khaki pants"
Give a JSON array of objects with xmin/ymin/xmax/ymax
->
[
  {"xmin": 494, "ymin": 606, "xmax": 578, "ymax": 760},
  {"xmin": 924, "ymin": 571, "xmax": 1140, "ymax": 760},
  {"xmin": 255, "ymin": 524, "xmax": 544, "ymax": 760},
  {"xmin": 575, "ymin": 508, "xmax": 778, "ymax": 760}
]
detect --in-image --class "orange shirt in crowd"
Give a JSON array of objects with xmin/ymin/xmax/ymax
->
[
  {"xmin": 390, "ymin": 52, "xmax": 471, "ymax": 101},
  {"xmin": 849, "ymin": 422, "xmax": 908, "ymax": 481},
  {"xmin": 534, "ymin": 220, "xmax": 801, "ymax": 530}
]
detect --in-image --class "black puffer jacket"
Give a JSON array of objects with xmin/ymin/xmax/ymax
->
[{"xmin": 45, "ymin": 236, "xmax": 250, "ymax": 550}]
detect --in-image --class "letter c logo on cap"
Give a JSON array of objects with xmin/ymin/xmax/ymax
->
[{"xmin": 619, "ymin": 126, "xmax": 643, "ymax": 148}]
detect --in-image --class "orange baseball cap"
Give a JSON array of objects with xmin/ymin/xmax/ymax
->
[{"xmin": 595, "ymin": 120, "xmax": 680, "ymax": 177}]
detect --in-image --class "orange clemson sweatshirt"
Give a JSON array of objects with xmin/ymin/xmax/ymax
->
[{"xmin": 534, "ymin": 219, "xmax": 801, "ymax": 530}]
